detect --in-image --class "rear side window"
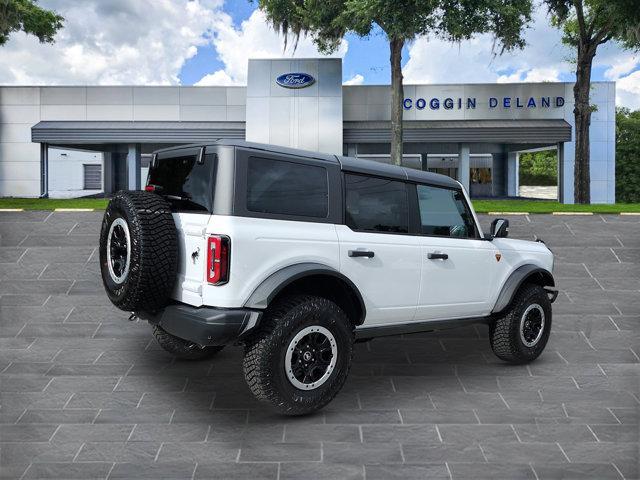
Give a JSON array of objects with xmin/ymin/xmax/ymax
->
[
  {"xmin": 147, "ymin": 150, "xmax": 215, "ymax": 212},
  {"xmin": 345, "ymin": 174, "xmax": 409, "ymax": 233},
  {"xmin": 247, "ymin": 157, "xmax": 328, "ymax": 218},
  {"xmin": 417, "ymin": 185, "xmax": 477, "ymax": 238}
]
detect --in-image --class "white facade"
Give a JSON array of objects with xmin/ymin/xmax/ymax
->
[
  {"xmin": 246, "ymin": 59, "xmax": 342, "ymax": 154},
  {"xmin": 0, "ymin": 58, "xmax": 616, "ymax": 203},
  {"xmin": 48, "ymin": 148, "xmax": 103, "ymax": 198}
]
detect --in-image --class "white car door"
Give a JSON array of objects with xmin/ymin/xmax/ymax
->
[
  {"xmin": 337, "ymin": 174, "xmax": 420, "ymax": 326},
  {"xmin": 414, "ymin": 184, "xmax": 497, "ymax": 320}
]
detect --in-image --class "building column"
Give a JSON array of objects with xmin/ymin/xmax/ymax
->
[
  {"xmin": 507, "ymin": 151, "xmax": 519, "ymax": 197},
  {"xmin": 557, "ymin": 142, "xmax": 565, "ymax": 203},
  {"xmin": 458, "ymin": 143, "xmax": 470, "ymax": 192},
  {"xmin": 126, "ymin": 143, "xmax": 141, "ymax": 190},
  {"xmin": 40, "ymin": 143, "xmax": 49, "ymax": 198},
  {"xmin": 103, "ymin": 152, "xmax": 114, "ymax": 194}
]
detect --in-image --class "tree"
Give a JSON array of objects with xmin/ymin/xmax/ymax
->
[
  {"xmin": 258, "ymin": 0, "xmax": 532, "ymax": 165},
  {"xmin": 519, "ymin": 150, "xmax": 558, "ymax": 186},
  {"xmin": 544, "ymin": 0, "xmax": 640, "ymax": 204},
  {"xmin": 0, "ymin": 0, "xmax": 64, "ymax": 46},
  {"xmin": 615, "ymin": 107, "xmax": 640, "ymax": 203}
]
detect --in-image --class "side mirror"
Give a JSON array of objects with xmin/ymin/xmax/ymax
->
[{"xmin": 490, "ymin": 218, "xmax": 509, "ymax": 238}]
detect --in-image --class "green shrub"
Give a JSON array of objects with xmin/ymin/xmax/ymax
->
[
  {"xmin": 519, "ymin": 150, "xmax": 558, "ymax": 186},
  {"xmin": 616, "ymin": 108, "xmax": 640, "ymax": 203}
]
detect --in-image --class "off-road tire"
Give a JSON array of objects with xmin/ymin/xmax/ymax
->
[
  {"xmin": 490, "ymin": 283, "xmax": 552, "ymax": 364},
  {"xmin": 243, "ymin": 295, "xmax": 354, "ymax": 415},
  {"xmin": 99, "ymin": 190, "xmax": 178, "ymax": 312},
  {"xmin": 153, "ymin": 326, "xmax": 224, "ymax": 360}
]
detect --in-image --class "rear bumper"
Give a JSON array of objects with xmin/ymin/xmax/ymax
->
[{"xmin": 139, "ymin": 304, "xmax": 262, "ymax": 347}]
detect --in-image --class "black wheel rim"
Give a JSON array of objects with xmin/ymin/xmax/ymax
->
[
  {"xmin": 285, "ymin": 326, "xmax": 337, "ymax": 390},
  {"xmin": 520, "ymin": 304, "xmax": 545, "ymax": 347},
  {"xmin": 291, "ymin": 333, "xmax": 333, "ymax": 383},
  {"xmin": 110, "ymin": 225, "xmax": 127, "ymax": 276},
  {"xmin": 106, "ymin": 218, "xmax": 131, "ymax": 284}
]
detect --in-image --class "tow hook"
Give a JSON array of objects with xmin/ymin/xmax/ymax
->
[{"xmin": 544, "ymin": 286, "xmax": 559, "ymax": 303}]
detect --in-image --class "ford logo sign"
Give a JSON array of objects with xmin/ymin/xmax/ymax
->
[{"xmin": 275, "ymin": 73, "xmax": 315, "ymax": 89}]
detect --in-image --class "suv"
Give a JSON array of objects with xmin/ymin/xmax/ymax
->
[{"xmin": 99, "ymin": 140, "xmax": 557, "ymax": 415}]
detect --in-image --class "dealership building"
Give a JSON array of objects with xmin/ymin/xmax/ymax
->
[{"xmin": 0, "ymin": 58, "xmax": 616, "ymax": 203}]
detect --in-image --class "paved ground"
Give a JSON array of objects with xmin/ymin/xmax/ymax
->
[
  {"xmin": 518, "ymin": 186, "xmax": 558, "ymax": 200},
  {"xmin": 0, "ymin": 211, "xmax": 638, "ymax": 480}
]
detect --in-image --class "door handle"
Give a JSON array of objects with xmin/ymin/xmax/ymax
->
[
  {"xmin": 427, "ymin": 252, "xmax": 449, "ymax": 260},
  {"xmin": 348, "ymin": 250, "xmax": 375, "ymax": 258}
]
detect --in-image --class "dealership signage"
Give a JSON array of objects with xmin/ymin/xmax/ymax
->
[
  {"xmin": 403, "ymin": 96, "xmax": 565, "ymax": 110},
  {"xmin": 276, "ymin": 73, "xmax": 316, "ymax": 89}
]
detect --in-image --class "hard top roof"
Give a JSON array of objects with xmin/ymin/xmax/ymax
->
[{"xmin": 154, "ymin": 139, "xmax": 460, "ymax": 190}]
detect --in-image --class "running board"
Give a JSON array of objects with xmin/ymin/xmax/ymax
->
[{"xmin": 355, "ymin": 316, "xmax": 490, "ymax": 340}]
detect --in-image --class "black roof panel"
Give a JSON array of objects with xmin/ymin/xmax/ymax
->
[{"xmin": 153, "ymin": 139, "xmax": 460, "ymax": 189}]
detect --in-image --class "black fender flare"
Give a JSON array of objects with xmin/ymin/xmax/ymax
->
[
  {"xmin": 243, "ymin": 262, "xmax": 366, "ymax": 324},
  {"xmin": 491, "ymin": 264, "xmax": 556, "ymax": 314}
]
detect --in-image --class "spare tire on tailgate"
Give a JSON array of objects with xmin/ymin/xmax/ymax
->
[{"xmin": 99, "ymin": 190, "xmax": 178, "ymax": 312}]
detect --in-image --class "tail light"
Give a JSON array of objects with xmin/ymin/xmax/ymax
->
[{"xmin": 206, "ymin": 235, "xmax": 230, "ymax": 285}]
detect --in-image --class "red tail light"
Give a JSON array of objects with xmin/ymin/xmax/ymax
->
[
  {"xmin": 144, "ymin": 185, "xmax": 155, "ymax": 192},
  {"xmin": 206, "ymin": 235, "xmax": 230, "ymax": 285}
]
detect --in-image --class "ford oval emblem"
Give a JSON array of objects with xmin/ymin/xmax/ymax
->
[{"xmin": 275, "ymin": 72, "xmax": 315, "ymax": 89}]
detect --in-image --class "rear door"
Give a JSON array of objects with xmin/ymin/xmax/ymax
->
[
  {"xmin": 337, "ymin": 173, "xmax": 421, "ymax": 326},
  {"xmin": 413, "ymin": 184, "xmax": 496, "ymax": 320},
  {"xmin": 146, "ymin": 147, "xmax": 215, "ymax": 306}
]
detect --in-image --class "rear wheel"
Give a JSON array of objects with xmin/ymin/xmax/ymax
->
[
  {"xmin": 489, "ymin": 283, "xmax": 552, "ymax": 364},
  {"xmin": 243, "ymin": 295, "xmax": 354, "ymax": 415},
  {"xmin": 153, "ymin": 327, "xmax": 224, "ymax": 360}
]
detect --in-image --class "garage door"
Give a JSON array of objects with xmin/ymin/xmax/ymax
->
[{"xmin": 83, "ymin": 164, "xmax": 102, "ymax": 190}]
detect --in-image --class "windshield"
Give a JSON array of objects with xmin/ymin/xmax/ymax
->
[{"xmin": 146, "ymin": 148, "xmax": 215, "ymax": 212}]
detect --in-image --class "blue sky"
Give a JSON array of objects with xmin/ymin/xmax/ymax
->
[
  {"xmin": 178, "ymin": 1, "xmax": 622, "ymax": 87},
  {"xmin": 178, "ymin": 4, "xmax": 402, "ymax": 86}
]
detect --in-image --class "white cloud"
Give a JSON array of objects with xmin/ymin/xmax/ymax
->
[
  {"xmin": 402, "ymin": 7, "xmax": 639, "ymax": 108},
  {"xmin": 403, "ymin": 9, "xmax": 571, "ymax": 85},
  {"xmin": 0, "ymin": 0, "xmax": 223, "ymax": 85},
  {"xmin": 196, "ymin": 9, "xmax": 348, "ymax": 86},
  {"xmin": 604, "ymin": 54, "xmax": 639, "ymax": 81},
  {"xmin": 195, "ymin": 70, "xmax": 236, "ymax": 86},
  {"xmin": 343, "ymin": 74, "xmax": 364, "ymax": 85},
  {"xmin": 497, "ymin": 67, "xmax": 561, "ymax": 83},
  {"xmin": 616, "ymin": 70, "xmax": 640, "ymax": 110}
]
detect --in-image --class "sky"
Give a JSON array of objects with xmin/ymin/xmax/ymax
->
[{"xmin": 0, "ymin": 0, "xmax": 638, "ymax": 109}]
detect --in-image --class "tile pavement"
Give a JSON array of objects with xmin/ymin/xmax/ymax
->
[{"xmin": 0, "ymin": 211, "xmax": 638, "ymax": 479}]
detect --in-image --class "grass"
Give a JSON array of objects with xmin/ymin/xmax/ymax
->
[
  {"xmin": 1, "ymin": 197, "xmax": 639, "ymax": 214},
  {"xmin": 472, "ymin": 200, "xmax": 640, "ymax": 214},
  {"xmin": 0, "ymin": 197, "xmax": 110, "ymax": 210}
]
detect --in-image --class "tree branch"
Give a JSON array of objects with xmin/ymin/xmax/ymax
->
[{"xmin": 573, "ymin": 0, "xmax": 588, "ymax": 43}]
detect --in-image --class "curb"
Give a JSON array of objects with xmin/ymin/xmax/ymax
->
[
  {"xmin": 54, "ymin": 208, "xmax": 95, "ymax": 212},
  {"xmin": 0, "ymin": 208, "xmax": 24, "ymax": 212},
  {"xmin": 487, "ymin": 212, "xmax": 529, "ymax": 215},
  {"xmin": 620, "ymin": 212, "xmax": 640, "ymax": 216},
  {"xmin": 552, "ymin": 212, "xmax": 593, "ymax": 216}
]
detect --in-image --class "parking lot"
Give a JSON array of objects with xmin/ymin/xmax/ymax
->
[{"xmin": 0, "ymin": 211, "xmax": 638, "ymax": 479}]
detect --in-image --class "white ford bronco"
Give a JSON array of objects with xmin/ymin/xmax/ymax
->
[{"xmin": 99, "ymin": 140, "xmax": 557, "ymax": 415}]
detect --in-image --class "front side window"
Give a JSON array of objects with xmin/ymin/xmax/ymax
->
[
  {"xmin": 247, "ymin": 157, "xmax": 328, "ymax": 218},
  {"xmin": 345, "ymin": 174, "xmax": 409, "ymax": 233},
  {"xmin": 417, "ymin": 185, "xmax": 477, "ymax": 238}
]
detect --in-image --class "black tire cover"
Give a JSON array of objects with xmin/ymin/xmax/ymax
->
[{"xmin": 99, "ymin": 190, "xmax": 178, "ymax": 312}]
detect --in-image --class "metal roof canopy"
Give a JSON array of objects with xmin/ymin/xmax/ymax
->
[
  {"xmin": 344, "ymin": 119, "xmax": 572, "ymax": 144},
  {"xmin": 32, "ymin": 119, "xmax": 571, "ymax": 145},
  {"xmin": 32, "ymin": 121, "xmax": 246, "ymax": 144}
]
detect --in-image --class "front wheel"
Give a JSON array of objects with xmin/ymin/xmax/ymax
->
[
  {"xmin": 243, "ymin": 295, "xmax": 354, "ymax": 415},
  {"xmin": 489, "ymin": 283, "xmax": 552, "ymax": 364}
]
